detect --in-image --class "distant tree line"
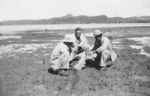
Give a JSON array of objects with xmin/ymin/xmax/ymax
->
[{"xmin": 0, "ymin": 14, "xmax": 150, "ymax": 25}]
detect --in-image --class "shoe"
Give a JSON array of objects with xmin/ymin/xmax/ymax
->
[
  {"xmin": 100, "ymin": 66, "xmax": 107, "ymax": 71},
  {"xmin": 58, "ymin": 69, "xmax": 69, "ymax": 76},
  {"xmin": 48, "ymin": 68, "xmax": 59, "ymax": 74}
]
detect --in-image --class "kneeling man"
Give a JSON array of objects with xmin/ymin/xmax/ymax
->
[
  {"xmin": 49, "ymin": 34, "xmax": 75, "ymax": 74},
  {"xmin": 87, "ymin": 30, "xmax": 117, "ymax": 70}
]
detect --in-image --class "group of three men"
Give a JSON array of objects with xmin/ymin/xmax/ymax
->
[{"xmin": 49, "ymin": 27, "xmax": 117, "ymax": 74}]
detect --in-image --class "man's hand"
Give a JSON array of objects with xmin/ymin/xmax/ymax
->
[
  {"xmin": 86, "ymin": 51, "xmax": 97, "ymax": 61},
  {"xmin": 88, "ymin": 51, "xmax": 95, "ymax": 55},
  {"xmin": 70, "ymin": 55, "xmax": 81, "ymax": 61},
  {"xmin": 77, "ymin": 46, "xmax": 84, "ymax": 54}
]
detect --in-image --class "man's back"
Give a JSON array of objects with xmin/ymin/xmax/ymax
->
[
  {"xmin": 50, "ymin": 43, "xmax": 69, "ymax": 61},
  {"xmin": 101, "ymin": 36, "xmax": 112, "ymax": 51}
]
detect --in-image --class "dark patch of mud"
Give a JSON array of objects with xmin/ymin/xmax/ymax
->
[{"xmin": 144, "ymin": 46, "xmax": 150, "ymax": 54}]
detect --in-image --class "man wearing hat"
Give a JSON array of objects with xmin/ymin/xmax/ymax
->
[
  {"xmin": 49, "ymin": 34, "xmax": 75, "ymax": 74},
  {"xmin": 87, "ymin": 29, "xmax": 117, "ymax": 70}
]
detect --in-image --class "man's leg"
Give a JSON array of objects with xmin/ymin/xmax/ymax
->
[
  {"xmin": 49, "ymin": 52, "xmax": 70, "ymax": 74},
  {"xmin": 84, "ymin": 43, "xmax": 90, "ymax": 55},
  {"xmin": 100, "ymin": 50, "xmax": 111, "ymax": 67},
  {"xmin": 52, "ymin": 52, "xmax": 70, "ymax": 70},
  {"xmin": 61, "ymin": 52, "xmax": 71, "ymax": 69},
  {"xmin": 73, "ymin": 52, "xmax": 86, "ymax": 70}
]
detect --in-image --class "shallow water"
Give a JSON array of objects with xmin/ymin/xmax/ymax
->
[
  {"xmin": 1, "ymin": 23, "xmax": 150, "ymax": 34},
  {"xmin": 130, "ymin": 45, "xmax": 150, "ymax": 57},
  {"xmin": 130, "ymin": 45, "xmax": 143, "ymax": 49},
  {"xmin": 128, "ymin": 37, "xmax": 150, "ymax": 57},
  {"xmin": 140, "ymin": 49, "xmax": 150, "ymax": 57},
  {"xmin": 112, "ymin": 45, "xmax": 124, "ymax": 49},
  {"xmin": 0, "ymin": 43, "xmax": 53, "ymax": 57},
  {"xmin": 112, "ymin": 41, "xmax": 122, "ymax": 44},
  {"xmin": 0, "ymin": 35, "xmax": 22, "ymax": 40},
  {"xmin": 128, "ymin": 37, "xmax": 150, "ymax": 46}
]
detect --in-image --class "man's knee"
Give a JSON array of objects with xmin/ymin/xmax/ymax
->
[
  {"xmin": 73, "ymin": 55, "xmax": 86, "ymax": 70},
  {"xmin": 74, "ymin": 64, "xmax": 84, "ymax": 70},
  {"xmin": 101, "ymin": 50, "xmax": 111, "ymax": 58}
]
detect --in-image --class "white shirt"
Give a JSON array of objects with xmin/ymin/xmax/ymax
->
[{"xmin": 50, "ymin": 42, "xmax": 70, "ymax": 61}]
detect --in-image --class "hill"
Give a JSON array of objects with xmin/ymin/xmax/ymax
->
[{"xmin": 1, "ymin": 14, "xmax": 150, "ymax": 25}]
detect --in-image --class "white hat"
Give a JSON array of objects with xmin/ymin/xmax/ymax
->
[
  {"xmin": 93, "ymin": 30, "xmax": 102, "ymax": 36},
  {"xmin": 62, "ymin": 34, "xmax": 75, "ymax": 43}
]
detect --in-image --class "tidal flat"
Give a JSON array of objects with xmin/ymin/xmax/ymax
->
[{"xmin": 0, "ymin": 26, "xmax": 150, "ymax": 96}]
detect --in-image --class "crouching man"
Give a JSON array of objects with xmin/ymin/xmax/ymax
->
[
  {"xmin": 86, "ymin": 30, "xmax": 117, "ymax": 71},
  {"xmin": 48, "ymin": 34, "xmax": 75, "ymax": 74},
  {"xmin": 71, "ymin": 27, "xmax": 90, "ymax": 70}
]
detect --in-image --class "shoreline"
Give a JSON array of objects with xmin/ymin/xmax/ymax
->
[{"xmin": 0, "ymin": 24, "xmax": 150, "ymax": 35}]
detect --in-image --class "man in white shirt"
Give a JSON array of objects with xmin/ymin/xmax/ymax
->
[
  {"xmin": 71, "ymin": 27, "xmax": 90, "ymax": 70},
  {"xmin": 49, "ymin": 34, "xmax": 75, "ymax": 74},
  {"xmin": 87, "ymin": 29, "xmax": 117, "ymax": 70},
  {"xmin": 73, "ymin": 27, "xmax": 89, "ymax": 54}
]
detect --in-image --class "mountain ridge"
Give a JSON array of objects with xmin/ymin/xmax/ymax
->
[{"xmin": 1, "ymin": 14, "xmax": 150, "ymax": 25}]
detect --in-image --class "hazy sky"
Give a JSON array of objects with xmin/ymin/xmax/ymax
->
[{"xmin": 0, "ymin": 0, "xmax": 150, "ymax": 21}]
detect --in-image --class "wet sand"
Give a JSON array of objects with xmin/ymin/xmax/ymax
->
[{"xmin": 0, "ymin": 27, "xmax": 150, "ymax": 96}]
